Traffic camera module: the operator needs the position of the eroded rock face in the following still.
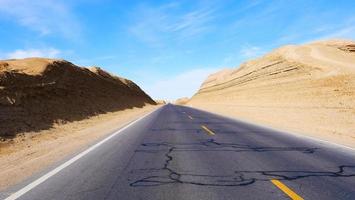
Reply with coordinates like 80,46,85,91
0,58,156,138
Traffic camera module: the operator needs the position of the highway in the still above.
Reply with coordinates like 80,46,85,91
3,104,355,200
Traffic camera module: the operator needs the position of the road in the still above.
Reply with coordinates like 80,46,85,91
3,104,355,200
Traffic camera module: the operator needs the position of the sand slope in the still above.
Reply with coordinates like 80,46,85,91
0,58,155,138
188,39,355,147
175,97,190,105
155,100,167,105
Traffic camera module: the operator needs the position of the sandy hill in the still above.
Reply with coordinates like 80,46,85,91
0,58,155,138
155,99,167,105
188,39,355,147
175,97,190,105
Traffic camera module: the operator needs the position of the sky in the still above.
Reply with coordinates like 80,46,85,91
0,0,355,100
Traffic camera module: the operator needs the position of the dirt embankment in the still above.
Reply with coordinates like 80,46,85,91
175,97,190,105
188,39,355,147
155,99,167,105
0,58,156,139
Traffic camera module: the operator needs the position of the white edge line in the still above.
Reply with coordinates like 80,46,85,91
182,105,355,152
4,106,161,200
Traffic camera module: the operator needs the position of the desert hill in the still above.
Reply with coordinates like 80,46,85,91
175,97,190,105
0,58,155,138
188,39,355,147
155,100,167,105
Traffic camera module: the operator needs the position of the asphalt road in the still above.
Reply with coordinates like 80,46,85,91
3,104,355,200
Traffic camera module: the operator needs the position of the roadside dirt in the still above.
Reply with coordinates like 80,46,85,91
0,105,159,191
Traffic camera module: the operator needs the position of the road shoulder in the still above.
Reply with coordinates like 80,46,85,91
0,105,160,191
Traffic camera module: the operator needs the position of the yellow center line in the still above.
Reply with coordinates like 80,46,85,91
201,125,215,136
188,115,193,120
271,179,304,200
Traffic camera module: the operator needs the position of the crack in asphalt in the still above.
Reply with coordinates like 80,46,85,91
127,139,353,187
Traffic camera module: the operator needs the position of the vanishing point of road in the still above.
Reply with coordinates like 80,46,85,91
3,104,355,200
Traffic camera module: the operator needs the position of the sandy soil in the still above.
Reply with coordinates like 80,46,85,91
188,39,355,148
175,97,190,105
0,58,155,138
155,99,167,105
0,105,159,191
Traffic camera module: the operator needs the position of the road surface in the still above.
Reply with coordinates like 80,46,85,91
3,104,355,200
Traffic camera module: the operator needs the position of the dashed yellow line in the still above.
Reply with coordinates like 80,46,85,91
271,179,304,200
188,115,193,120
201,125,215,136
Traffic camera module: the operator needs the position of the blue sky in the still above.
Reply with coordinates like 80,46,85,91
0,0,354,100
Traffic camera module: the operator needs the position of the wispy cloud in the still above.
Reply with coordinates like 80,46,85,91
128,2,217,47
1,48,61,59
319,25,355,40
239,45,265,59
272,6,355,45
241,0,263,11
230,1,280,30
221,45,266,69
0,0,81,39
277,18,355,45
170,7,216,39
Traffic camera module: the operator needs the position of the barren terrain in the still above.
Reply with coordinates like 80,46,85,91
188,39,355,148
0,58,158,190
0,58,155,138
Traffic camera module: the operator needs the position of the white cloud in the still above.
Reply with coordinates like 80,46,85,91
239,45,264,59
129,2,217,46
277,19,355,45
171,7,216,39
0,0,81,39
143,68,219,101
2,48,61,59
319,26,355,40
